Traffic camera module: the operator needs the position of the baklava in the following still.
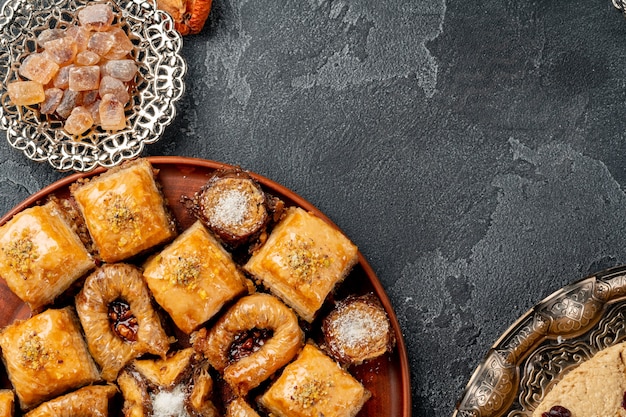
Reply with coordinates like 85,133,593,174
244,207,358,322
0,307,100,410
75,263,170,381
195,293,304,396
259,343,370,417
0,390,14,417
322,294,395,365
24,385,118,417
71,158,177,263
143,220,249,334
0,200,94,311
118,348,218,417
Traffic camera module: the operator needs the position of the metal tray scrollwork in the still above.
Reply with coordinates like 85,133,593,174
0,0,186,172
453,266,626,417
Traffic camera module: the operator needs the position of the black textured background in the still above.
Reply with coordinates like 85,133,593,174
3,0,626,415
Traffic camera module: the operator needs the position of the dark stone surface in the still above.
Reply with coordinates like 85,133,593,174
3,0,626,415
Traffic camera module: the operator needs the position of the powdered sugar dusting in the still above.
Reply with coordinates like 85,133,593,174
150,385,190,417
211,188,249,228
332,305,387,351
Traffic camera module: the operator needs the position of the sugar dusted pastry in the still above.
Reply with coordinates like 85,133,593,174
142,220,248,334
322,294,395,365
259,343,370,417
0,200,95,311
195,293,304,396
75,263,170,381
118,348,218,417
244,207,358,322
0,390,14,417
24,385,118,417
183,169,272,247
71,158,177,263
0,307,100,410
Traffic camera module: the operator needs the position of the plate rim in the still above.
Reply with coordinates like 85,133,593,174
0,155,413,417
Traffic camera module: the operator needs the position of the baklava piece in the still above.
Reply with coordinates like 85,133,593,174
195,293,304,396
244,207,358,322
258,343,370,417
322,294,395,365
143,221,249,334
0,307,100,410
24,385,118,417
71,158,177,263
183,169,273,248
226,398,261,417
118,348,218,417
75,263,170,381
0,390,14,417
0,200,95,311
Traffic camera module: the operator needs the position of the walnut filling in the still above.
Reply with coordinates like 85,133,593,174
228,328,273,363
108,299,138,342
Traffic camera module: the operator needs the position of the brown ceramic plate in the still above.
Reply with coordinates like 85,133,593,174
454,266,626,417
0,156,411,417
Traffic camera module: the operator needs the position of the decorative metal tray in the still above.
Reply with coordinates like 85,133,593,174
0,0,186,172
453,266,626,416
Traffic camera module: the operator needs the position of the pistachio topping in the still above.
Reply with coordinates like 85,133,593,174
291,378,332,409
20,332,51,370
3,229,39,277
283,236,332,283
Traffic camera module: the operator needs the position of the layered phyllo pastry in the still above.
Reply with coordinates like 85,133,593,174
24,385,118,417
0,390,14,417
71,159,177,263
258,343,370,417
226,398,261,417
143,221,249,334
244,207,358,322
75,263,170,381
0,200,95,311
194,293,304,396
0,307,100,410
117,348,218,417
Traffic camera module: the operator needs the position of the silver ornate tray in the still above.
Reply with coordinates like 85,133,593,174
0,0,186,172
454,265,626,417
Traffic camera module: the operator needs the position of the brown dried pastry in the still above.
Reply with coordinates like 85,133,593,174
157,0,213,35
0,199,95,312
75,263,170,381
322,294,395,365
142,220,249,334
0,307,100,410
118,348,218,417
258,343,370,417
194,293,304,396
183,169,274,248
24,385,118,417
71,158,177,263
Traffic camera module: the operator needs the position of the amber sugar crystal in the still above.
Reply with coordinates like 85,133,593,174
69,66,100,91
65,106,94,135
7,81,45,106
99,94,126,131
18,53,59,85
78,4,114,32
7,3,138,135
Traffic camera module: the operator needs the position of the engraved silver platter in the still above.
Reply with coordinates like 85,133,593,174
0,0,186,172
453,266,626,417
